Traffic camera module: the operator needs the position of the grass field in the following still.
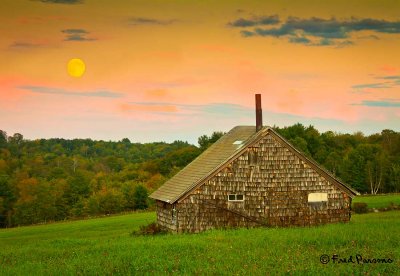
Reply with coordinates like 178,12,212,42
1,202,399,275
353,194,400,209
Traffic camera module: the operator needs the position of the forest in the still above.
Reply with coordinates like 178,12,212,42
0,124,399,227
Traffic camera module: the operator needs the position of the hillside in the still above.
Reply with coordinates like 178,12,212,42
0,209,399,275
1,125,400,228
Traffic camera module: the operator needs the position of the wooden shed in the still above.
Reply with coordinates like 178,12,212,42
149,95,358,233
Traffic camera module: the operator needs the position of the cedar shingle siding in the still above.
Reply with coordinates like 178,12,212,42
150,126,357,233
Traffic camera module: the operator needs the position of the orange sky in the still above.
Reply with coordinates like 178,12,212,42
1,0,399,143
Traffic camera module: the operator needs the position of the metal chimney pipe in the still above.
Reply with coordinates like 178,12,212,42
255,94,263,132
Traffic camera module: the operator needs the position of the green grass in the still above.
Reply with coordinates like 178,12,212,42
353,193,400,209
1,210,399,275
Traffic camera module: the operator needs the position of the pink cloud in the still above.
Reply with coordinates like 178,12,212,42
145,89,169,99
198,44,238,54
16,15,68,25
119,103,178,113
380,65,398,74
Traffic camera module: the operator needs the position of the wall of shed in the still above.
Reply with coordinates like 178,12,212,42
155,201,176,232
158,133,352,233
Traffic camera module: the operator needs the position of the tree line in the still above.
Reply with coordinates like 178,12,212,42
0,125,399,227
0,131,202,227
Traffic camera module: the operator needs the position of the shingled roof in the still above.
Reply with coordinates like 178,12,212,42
149,126,358,204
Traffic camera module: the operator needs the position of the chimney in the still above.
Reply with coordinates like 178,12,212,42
255,94,263,132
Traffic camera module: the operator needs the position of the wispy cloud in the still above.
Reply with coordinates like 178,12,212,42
352,83,391,89
61,29,95,41
358,34,380,40
380,65,398,74
9,42,42,49
288,36,311,45
233,16,400,47
351,75,400,92
18,86,123,98
122,102,252,116
33,0,83,4
128,17,177,26
352,99,400,107
17,15,67,25
377,75,400,80
120,103,178,113
142,77,204,89
228,15,280,27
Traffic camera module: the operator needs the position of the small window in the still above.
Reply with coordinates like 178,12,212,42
228,194,244,201
308,193,328,202
233,140,243,145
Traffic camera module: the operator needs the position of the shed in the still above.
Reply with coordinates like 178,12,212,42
149,95,358,233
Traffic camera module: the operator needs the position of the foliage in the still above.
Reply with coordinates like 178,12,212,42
353,194,400,209
198,131,225,151
352,202,368,214
1,124,399,227
133,184,149,210
0,131,202,227
0,209,399,275
131,222,168,236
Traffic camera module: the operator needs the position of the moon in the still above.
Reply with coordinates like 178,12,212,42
67,58,86,78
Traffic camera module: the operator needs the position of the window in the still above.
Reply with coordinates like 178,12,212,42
308,193,328,202
228,194,244,201
308,193,328,211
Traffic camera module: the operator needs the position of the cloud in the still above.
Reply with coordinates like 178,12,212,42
233,16,400,47
62,29,87,34
18,86,123,98
358,34,380,40
128,17,177,26
351,75,400,92
199,103,251,116
352,83,391,89
145,89,169,98
33,0,83,4
240,30,255,37
380,65,398,74
61,29,95,41
17,15,67,25
9,42,42,49
353,99,400,107
335,40,354,47
123,102,252,117
228,15,280,27
120,103,178,113
377,75,400,80
352,18,400,33
142,77,204,89
288,36,311,44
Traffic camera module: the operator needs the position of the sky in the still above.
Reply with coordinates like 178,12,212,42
1,0,399,145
